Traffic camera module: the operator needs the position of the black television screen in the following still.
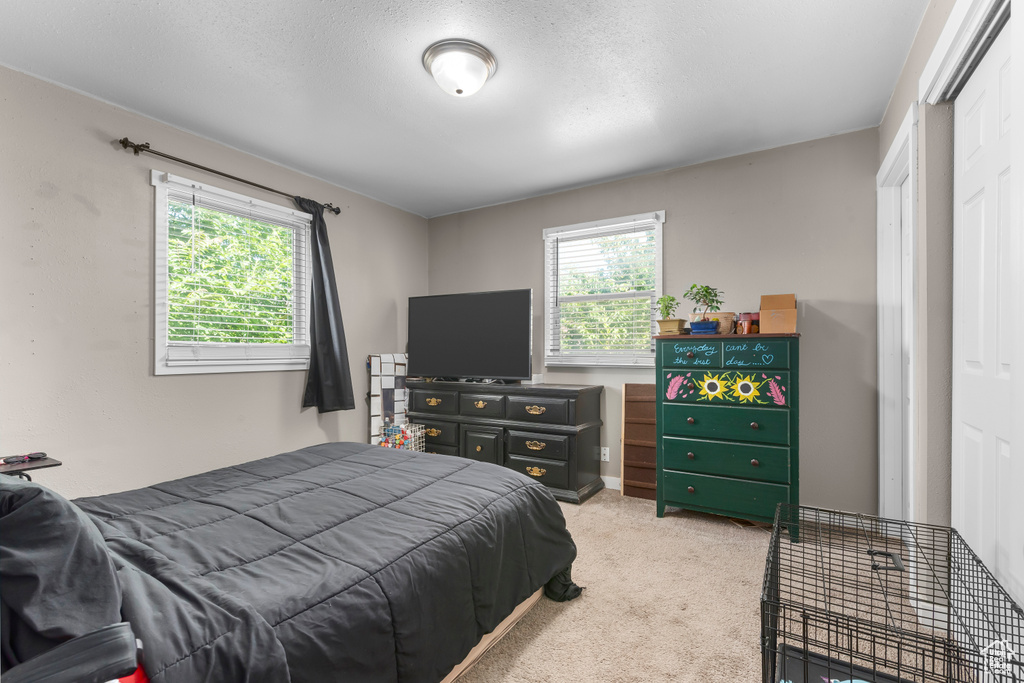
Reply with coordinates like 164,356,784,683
407,289,533,380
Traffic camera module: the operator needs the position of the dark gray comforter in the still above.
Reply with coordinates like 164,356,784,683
1,442,578,682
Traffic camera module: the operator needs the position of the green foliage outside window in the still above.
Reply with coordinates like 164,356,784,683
167,201,295,344
557,232,655,353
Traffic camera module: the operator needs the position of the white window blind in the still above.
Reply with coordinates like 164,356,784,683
152,171,312,375
543,211,663,367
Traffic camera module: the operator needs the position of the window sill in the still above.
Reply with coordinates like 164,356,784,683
155,359,309,376
544,358,655,369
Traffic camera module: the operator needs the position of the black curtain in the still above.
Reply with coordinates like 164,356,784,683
294,197,354,412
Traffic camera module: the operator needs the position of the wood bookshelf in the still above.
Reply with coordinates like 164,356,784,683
620,383,656,500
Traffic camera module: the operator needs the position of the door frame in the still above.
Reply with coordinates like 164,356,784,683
876,103,918,521
919,0,1009,105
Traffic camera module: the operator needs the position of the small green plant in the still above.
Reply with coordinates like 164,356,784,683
684,284,724,321
656,295,679,320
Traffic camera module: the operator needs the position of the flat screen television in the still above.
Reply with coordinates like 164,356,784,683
407,289,532,381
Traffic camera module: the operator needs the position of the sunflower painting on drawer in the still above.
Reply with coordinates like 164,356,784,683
729,372,789,406
697,373,728,400
730,374,763,403
664,370,789,406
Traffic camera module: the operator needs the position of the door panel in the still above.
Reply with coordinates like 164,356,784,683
960,190,986,368
952,25,1013,579
996,170,1012,376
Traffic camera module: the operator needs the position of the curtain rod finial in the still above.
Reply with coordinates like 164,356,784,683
118,137,150,156
324,203,341,215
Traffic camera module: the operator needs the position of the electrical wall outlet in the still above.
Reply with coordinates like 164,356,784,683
600,447,610,462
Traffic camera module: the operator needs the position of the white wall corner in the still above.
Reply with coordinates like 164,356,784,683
601,476,621,491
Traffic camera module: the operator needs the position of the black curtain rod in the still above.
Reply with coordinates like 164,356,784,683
117,137,342,215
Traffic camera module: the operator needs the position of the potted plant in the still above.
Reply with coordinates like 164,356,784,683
684,284,724,335
655,295,685,335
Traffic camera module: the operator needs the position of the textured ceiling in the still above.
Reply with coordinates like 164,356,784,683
0,1,928,218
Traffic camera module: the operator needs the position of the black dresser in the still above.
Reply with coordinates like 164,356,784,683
406,380,604,503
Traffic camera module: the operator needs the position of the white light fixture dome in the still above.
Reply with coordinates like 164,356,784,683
422,39,496,97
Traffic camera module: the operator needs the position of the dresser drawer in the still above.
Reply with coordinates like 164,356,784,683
507,396,569,424
659,340,722,368
460,393,505,418
663,437,790,484
414,418,458,446
663,371,792,407
507,430,569,461
424,444,459,457
662,403,790,446
507,455,569,489
410,389,459,415
461,425,503,465
721,339,790,370
663,471,789,521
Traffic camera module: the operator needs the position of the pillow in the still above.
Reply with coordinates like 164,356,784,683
0,477,122,671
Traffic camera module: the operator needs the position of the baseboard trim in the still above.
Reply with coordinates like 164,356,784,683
601,476,621,491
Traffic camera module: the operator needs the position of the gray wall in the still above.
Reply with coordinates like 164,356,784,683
0,67,429,499
878,0,956,156
877,0,956,526
429,128,881,514
914,103,953,526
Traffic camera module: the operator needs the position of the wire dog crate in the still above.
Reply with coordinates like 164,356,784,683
762,504,1024,682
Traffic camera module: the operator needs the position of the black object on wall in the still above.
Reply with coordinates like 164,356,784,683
295,197,354,412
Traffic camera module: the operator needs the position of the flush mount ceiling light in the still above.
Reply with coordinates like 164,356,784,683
422,39,496,97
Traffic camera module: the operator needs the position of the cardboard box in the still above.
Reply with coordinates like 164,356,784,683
759,293,797,333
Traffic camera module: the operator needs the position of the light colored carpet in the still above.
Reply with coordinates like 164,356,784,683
459,489,772,682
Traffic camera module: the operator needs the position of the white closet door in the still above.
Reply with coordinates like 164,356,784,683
952,24,1013,575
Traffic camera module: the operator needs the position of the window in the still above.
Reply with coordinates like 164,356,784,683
152,171,311,375
543,211,663,367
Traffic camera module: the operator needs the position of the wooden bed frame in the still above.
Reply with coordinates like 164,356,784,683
442,588,543,681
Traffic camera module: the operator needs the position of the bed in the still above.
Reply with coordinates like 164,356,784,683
0,441,580,682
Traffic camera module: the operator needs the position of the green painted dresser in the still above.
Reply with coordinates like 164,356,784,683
655,334,799,522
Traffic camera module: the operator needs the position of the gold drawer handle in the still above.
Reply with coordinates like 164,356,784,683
525,466,546,477
425,428,442,437
426,397,442,406
525,440,546,451
475,445,482,452
525,405,546,415
474,400,487,409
